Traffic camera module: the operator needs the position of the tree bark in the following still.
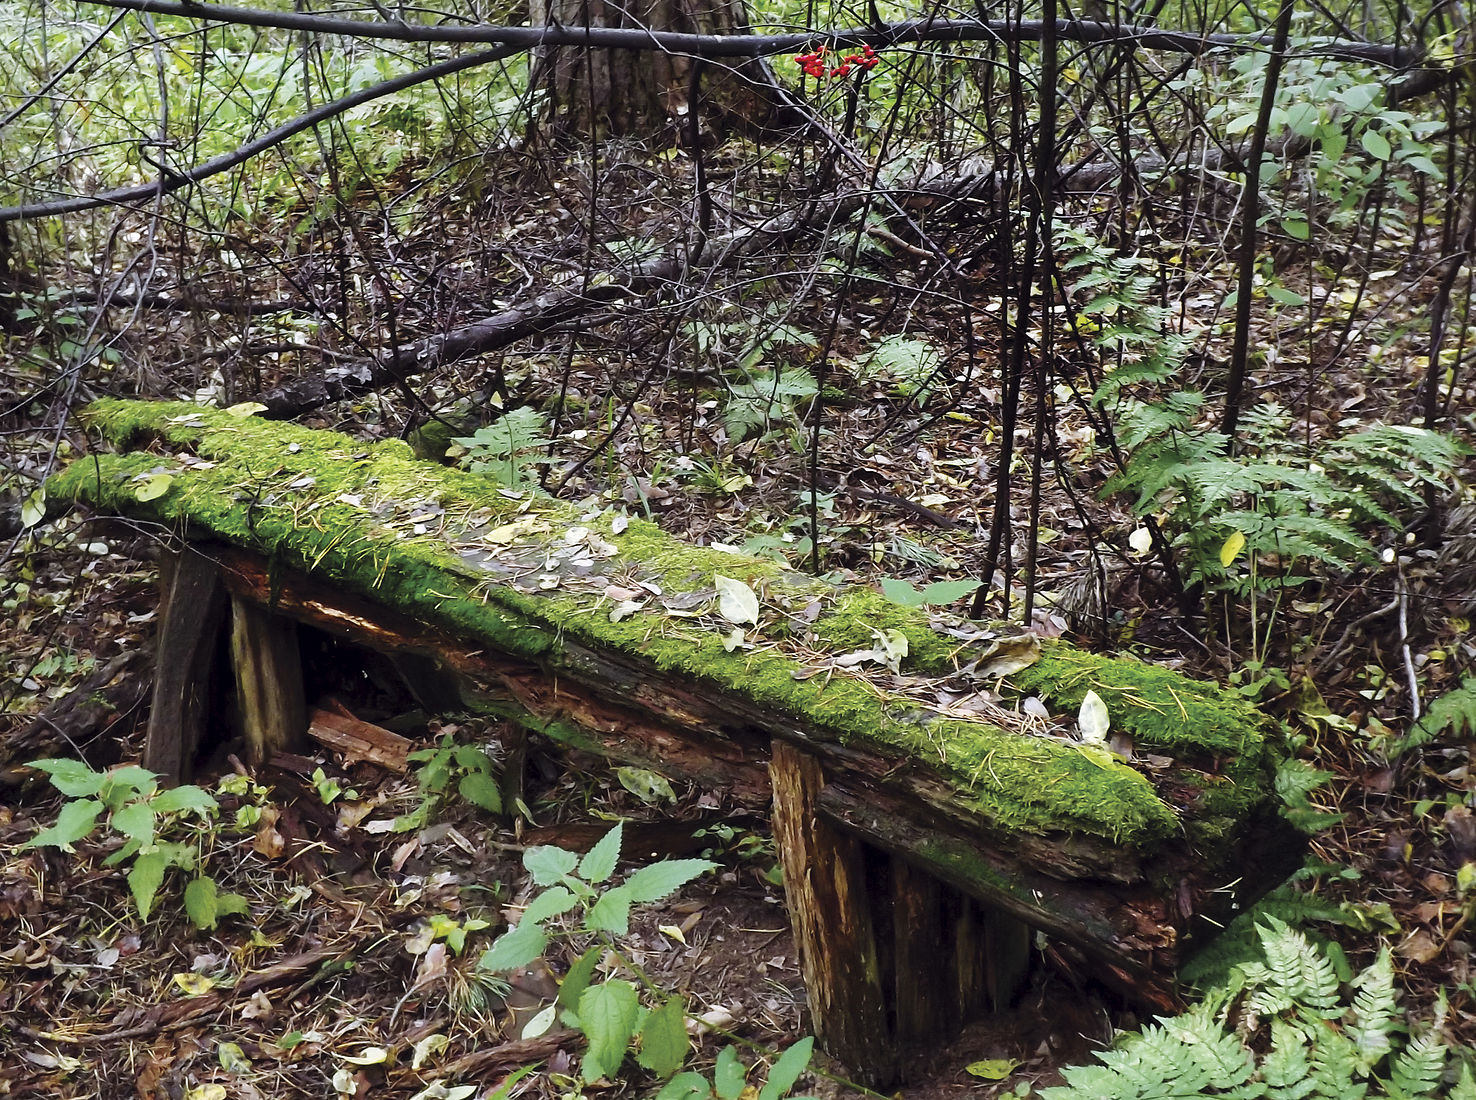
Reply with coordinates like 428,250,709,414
530,0,781,137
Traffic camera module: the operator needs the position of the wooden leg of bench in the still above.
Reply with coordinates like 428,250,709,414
144,546,228,784
229,596,306,766
770,740,896,1087
891,856,951,1044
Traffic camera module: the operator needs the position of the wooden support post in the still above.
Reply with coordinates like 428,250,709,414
770,740,896,1087
144,546,228,784
890,856,952,1044
229,596,306,766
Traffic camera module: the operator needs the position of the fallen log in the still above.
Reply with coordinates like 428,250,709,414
49,398,1301,1084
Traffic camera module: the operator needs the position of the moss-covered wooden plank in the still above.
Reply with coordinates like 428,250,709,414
48,399,1300,1013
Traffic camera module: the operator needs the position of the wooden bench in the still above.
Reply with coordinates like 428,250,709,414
50,399,1301,1085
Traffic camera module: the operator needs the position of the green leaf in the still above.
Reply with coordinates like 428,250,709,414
216,892,250,918
579,822,623,884
185,876,222,929
129,850,170,920
110,800,156,845
622,859,718,904
654,1071,711,1100
559,946,603,1011
477,920,547,972
524,843,579,886
579,979,641,1082
522,885,579,925
638,995,690,1078
457,770,502,813
134,473,174,502
586,884,635,935
918,579,981,605
1281,217,1311,241
879,578,927,607
151,785,219,818
760,1038,815,1100
1361,127,1391,160
714,1046,747,1100
99,767,159,808
23,798,103,850
28,758,107,798
1266,284,1306,306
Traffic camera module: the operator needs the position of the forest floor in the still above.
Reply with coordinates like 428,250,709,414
3,142,1476,1097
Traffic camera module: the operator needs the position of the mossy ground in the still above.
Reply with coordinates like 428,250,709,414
51,399,1282,851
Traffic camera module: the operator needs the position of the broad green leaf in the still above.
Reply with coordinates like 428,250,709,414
1220,529,1247,568
524,843,579,886
586,884,634,935
217,892,250,918
98,766,158,807
579,822,623,883
23,797,103,850
129,849,170,920
1361,127,1391,160
152,784,219,817
522,885,579,925
622,859,718,903
616,767,676,804
185,876,221,929
918,579,981,605
485,1064,539,1100
1266,284,1306,306
28,758,107,797
1282,217,1311,241
714,575,760,626
714,1046,747,1100
654,1071,711,1100
135,473,175,502
879,577,927,607
110,801,156,845
759,1037,815,1100
20,488,45,530
1078,691,1109,746
579,979,641,1082
477,920,547,972
638,995,690,1078
559,946,603,1011
453,745,494,772
457,771,502,813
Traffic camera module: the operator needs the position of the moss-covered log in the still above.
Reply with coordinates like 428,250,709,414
49,399,1301,1031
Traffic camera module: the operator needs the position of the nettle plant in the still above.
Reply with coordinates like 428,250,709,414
477,822,816,1099
22,759,248,930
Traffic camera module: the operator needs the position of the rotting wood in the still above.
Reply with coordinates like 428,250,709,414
307,703,412,772
229,594,306,765
770,739,895,1087
144,545,228,783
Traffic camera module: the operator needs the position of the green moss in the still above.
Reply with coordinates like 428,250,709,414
51,399,1281,853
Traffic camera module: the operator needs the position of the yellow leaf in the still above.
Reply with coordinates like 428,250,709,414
659,924,688,945
172,972,215,996
224,401,267,417
1219,530,1247,568
965,1058,1020,1080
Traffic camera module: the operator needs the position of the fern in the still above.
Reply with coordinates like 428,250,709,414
1394,678,1476,757
722,367,818,442
1043,920,1458,1100
453,406,551,488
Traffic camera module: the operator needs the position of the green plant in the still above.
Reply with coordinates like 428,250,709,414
396,732,503,831
22,759,248,928
1044,918,1474,1099
879,576,981,608
477,822,814,1093
859,334,945,400
722,367,819,443
452,407,552,488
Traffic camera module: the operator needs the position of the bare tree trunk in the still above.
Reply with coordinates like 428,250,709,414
530,0,781,137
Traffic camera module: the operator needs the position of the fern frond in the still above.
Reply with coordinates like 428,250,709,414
1397,679,1476,757
1246,918,1342,1017
1346,948,1398,1071
1261,1018,1316,1100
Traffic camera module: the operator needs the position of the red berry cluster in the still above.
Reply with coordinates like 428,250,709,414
794,44,880,79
